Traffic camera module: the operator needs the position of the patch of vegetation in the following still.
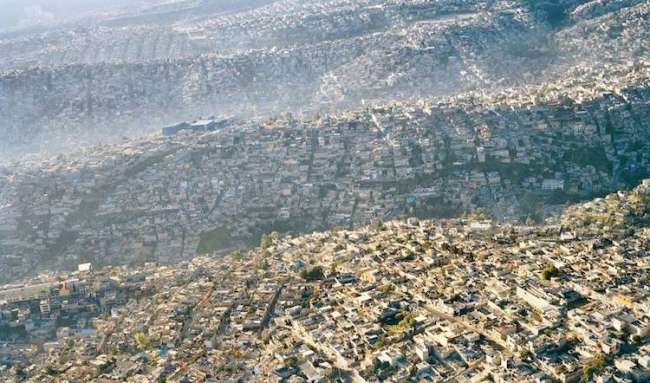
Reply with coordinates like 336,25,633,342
300,266,325,281
562,145,612,175
197,226,232,254
383,309,416,335
361,358,397,381
540,261,560,281
522,0,573,27
231,250,243,261
519,347,533,360
329,261,339,275
250,215,317,246
466,207,491,220
476,158,540,184
415,196,462,219
379,283,396,295
134,332,150,349
0,324,27,341
49,230,80,257
581,354,606,383
285,355,299,368
260,232,278,249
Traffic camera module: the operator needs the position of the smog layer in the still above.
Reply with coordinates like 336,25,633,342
2,0,648,159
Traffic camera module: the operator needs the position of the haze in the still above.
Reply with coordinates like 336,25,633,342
0,0,172,31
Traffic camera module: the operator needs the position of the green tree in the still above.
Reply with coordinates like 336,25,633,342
519,348,533,360
231,250,243,261
260,233,272,249
469,207,491,220
134,332,149,349
285,356,299,368
581,354,606,382
329,261,339,275
379,283,395,294
540,261,559,281
14,366,25,378
65,338,75,349
301,266,325,281
257,259,269,270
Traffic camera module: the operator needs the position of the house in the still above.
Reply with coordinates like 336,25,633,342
162,118,232,136
542,179,564,191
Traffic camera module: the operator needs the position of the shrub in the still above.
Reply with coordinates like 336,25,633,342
581,354,606,382
134,332,149,349
301,266,325,281
540,261,559,281
260,233,272,249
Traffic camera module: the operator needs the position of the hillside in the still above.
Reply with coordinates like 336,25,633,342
0,181,648,381
2,1,650,381
0,58,649,282
1,0,650,158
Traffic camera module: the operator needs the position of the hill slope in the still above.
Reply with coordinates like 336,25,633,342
1,59,649,283
2,0,650,158
0,181,648,381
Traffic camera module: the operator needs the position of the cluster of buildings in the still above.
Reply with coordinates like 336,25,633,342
0,263,148,367
2,0,644,160
162,118,233,136
1,59,649,283
0,24,203,71
189,0,501,52
0,0,528,71
0,180,648,382
562,0,650,65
